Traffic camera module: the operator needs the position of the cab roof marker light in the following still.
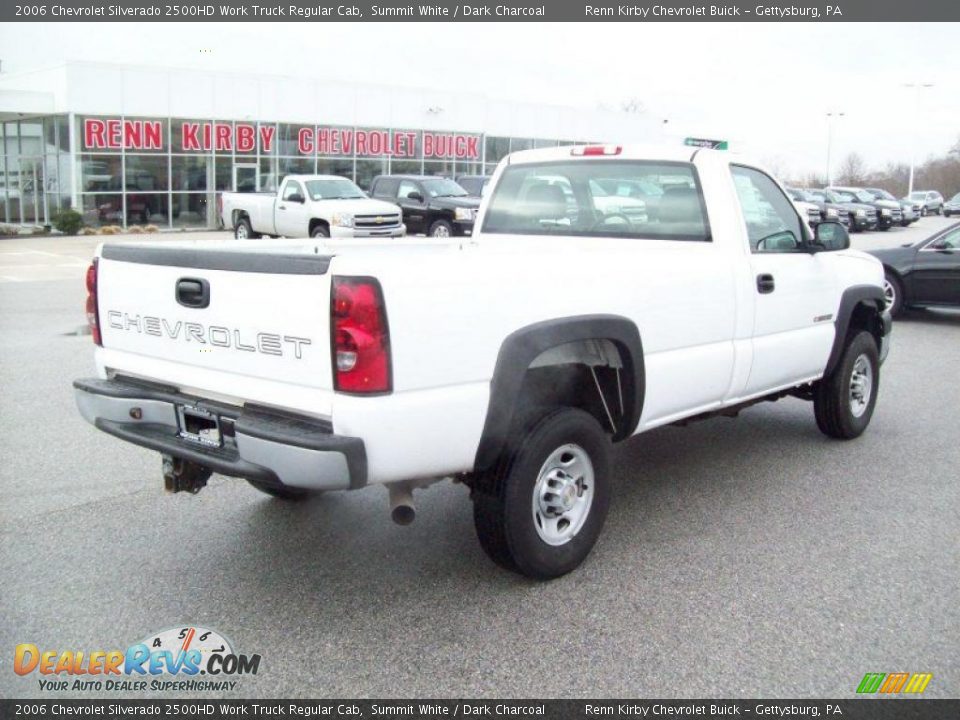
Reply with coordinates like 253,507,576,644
572,145,622,157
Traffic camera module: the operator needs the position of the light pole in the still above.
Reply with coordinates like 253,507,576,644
904,82,934,196
825,111,844,186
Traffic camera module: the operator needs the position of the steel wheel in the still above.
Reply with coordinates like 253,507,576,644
235,223,248,239
431,223,451,238
531,443,595,546
849,354,873,418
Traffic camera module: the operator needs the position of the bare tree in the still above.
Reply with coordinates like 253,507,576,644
836,152,869,186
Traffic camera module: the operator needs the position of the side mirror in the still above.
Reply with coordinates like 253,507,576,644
287,193,305,204
406,191,424,202
813,220,850,251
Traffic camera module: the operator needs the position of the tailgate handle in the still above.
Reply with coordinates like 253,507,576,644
176,278,210,308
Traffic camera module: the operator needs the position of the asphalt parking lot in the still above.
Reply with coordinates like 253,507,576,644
1,217,957,699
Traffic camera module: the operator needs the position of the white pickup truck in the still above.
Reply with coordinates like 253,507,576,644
220,174,405,240
75,145,891,579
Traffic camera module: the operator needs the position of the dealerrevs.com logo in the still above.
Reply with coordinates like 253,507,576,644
14,626,261,692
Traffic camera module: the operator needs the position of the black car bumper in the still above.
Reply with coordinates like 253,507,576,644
73,376,367,490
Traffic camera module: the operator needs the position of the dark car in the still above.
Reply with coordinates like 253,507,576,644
370,175,481,237
865,188,918,227
868,222,960,316
788,187,849,228
828,186,903,230
943,193,960,217
809,189,877,232
455,175,491,198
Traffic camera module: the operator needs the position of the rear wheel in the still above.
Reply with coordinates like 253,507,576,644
814,330,879,440
246,479,311,500
235,218,260,239
472,408,611,579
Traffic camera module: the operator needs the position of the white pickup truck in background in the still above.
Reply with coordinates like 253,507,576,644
220,174,405,239
75,144,891,580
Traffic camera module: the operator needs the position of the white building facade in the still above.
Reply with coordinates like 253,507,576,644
0,62,656,229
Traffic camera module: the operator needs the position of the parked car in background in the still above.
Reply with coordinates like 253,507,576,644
370,175,481,237
942,193,960,217
456,175,491,197
222,174,405,239
828,186,902,231
792,187,850,228
904,190,944,216
864,188,918,227
785,187,826,229
809,189,877,232
868,222,960,315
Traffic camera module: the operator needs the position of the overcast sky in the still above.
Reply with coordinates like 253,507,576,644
1,22,956,178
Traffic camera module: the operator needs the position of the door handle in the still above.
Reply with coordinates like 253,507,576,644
278,205,286,210
176,278,210,309
757,274,775,294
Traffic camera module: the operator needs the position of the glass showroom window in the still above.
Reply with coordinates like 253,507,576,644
316,158,354,182
125,155,170,225
279,156,316,183
485,136,510,168
356,159,387,191
172,192,209,228
79,154,122,227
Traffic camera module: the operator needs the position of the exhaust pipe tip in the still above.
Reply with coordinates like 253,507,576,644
388,483,416,525
391,504,416,526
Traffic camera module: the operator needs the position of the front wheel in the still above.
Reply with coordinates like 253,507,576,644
428,219,453,238
814,330,880,440
472,408,611,580
311,224,330,239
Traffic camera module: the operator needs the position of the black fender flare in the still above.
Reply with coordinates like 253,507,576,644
824,284,887,376
473,314,645,473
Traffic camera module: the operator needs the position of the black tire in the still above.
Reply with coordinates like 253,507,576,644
814,330,880,440
246,479,311,500
472,408,611,580
311,224,330,238
883,271,904,317
879,224,890,231
428,219,454,238
234,217,260,239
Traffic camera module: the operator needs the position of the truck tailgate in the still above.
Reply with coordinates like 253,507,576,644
96,243,334,411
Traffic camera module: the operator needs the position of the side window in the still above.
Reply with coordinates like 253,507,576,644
931,228,960,250
372,178,396,198
398,180,420,200
282,180,303,201
731,166,805,253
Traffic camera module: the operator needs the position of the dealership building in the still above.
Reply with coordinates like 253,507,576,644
0,61,656,229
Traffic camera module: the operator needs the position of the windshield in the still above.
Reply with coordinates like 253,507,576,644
421,178,468,198
788,188,814,202
909,192,926,200
304,178,366,200
867,189,896,201
830,191,855,203
482,160,709,241
850,190,875,203
951,194,960,203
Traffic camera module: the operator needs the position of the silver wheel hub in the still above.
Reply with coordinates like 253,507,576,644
433,225,451,238
883,279,896,309
532,444,594,546
849,354,873,418
236,225,247,239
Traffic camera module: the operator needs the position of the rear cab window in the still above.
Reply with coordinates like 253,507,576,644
481,160,711,242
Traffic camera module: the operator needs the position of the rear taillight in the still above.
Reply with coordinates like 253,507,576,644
85,259,102,346
331,277,391,394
